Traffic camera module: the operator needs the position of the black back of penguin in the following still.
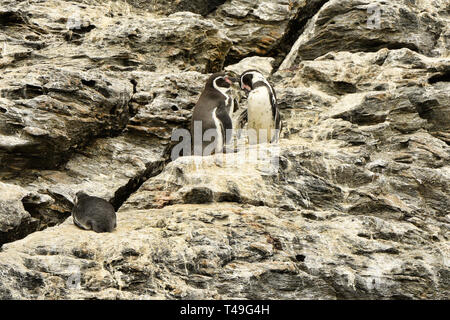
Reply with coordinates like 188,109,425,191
190,73,235,155
72,191,116,233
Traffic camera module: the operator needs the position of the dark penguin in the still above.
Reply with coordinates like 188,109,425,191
190,73,236,155
239,70,281,144
72,191,116,233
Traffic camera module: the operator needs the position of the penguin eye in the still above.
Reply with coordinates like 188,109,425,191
215,77,230,88
241,74,253,90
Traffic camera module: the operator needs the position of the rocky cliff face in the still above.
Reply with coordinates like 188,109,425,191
0,0,449,299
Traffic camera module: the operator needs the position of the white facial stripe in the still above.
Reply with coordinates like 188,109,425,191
213,77,229,95
213,77,231,107
241,71,256,90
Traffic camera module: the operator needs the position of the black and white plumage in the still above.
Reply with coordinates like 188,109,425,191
72,191,116,233
239,70,281,144
190,72,236,155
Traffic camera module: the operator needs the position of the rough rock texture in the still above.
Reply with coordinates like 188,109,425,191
127,0,228,16
280,0,449,68
0,183,40,245
210,0,330,65
0,0,449,299
128,71,209,139
225,56,275,78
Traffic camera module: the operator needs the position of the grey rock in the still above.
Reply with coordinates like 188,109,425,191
2,132,166,236
127,71,209,139
0,196,448,299
210,0,328,64
127,0,227,16
0,183,39,246
0,1,231,73
0,0,449,300
0,65,133,173
280,0,448,69
225,56,275,78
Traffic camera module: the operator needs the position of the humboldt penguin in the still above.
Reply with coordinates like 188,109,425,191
190,73,236,155
72,191,116,233
239,70,281,144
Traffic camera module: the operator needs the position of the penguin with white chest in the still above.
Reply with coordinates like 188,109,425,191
239,70,281,144
190,73,237,156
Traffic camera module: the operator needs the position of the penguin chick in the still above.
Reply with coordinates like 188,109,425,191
190,72,237,156
240,70,281,144
72,191,116,233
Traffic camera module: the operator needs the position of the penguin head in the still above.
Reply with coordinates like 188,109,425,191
240,70,265,92
207,73,237,95
74,191,88,204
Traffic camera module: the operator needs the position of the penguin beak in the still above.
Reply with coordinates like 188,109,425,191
242,84,251,92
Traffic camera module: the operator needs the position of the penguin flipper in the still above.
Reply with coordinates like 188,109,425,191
271,108,282,143
215,104,233,146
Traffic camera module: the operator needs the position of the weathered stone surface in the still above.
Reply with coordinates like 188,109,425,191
273,49,450,228
0,64,133,173
127,71,209,139
0,161,448,298
0,0,231,243
210,0,329,64
127,0,227,16
0,0,449,300
122,146,299,211
0,1,231,73
225,56,275,78
280,0,448,69
276,49,450,142
1,132,166,236
0,183,40,246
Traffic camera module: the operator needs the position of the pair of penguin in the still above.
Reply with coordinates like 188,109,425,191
191,70,281,155
71,70,280,234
